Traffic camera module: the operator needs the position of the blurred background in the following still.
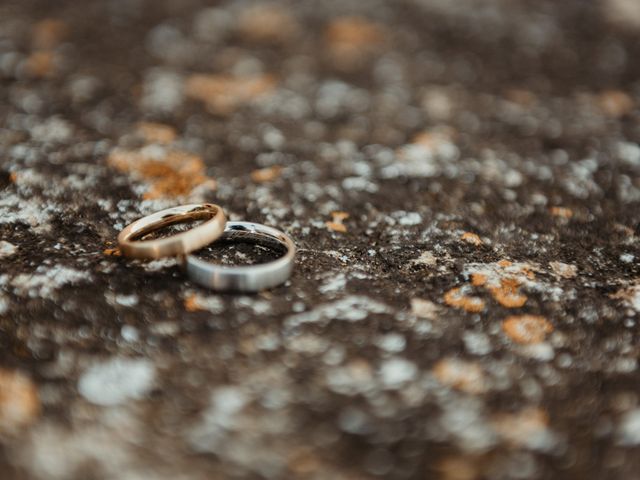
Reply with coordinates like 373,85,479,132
1,0,640,479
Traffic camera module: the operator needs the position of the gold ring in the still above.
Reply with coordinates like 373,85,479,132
118,204,226,259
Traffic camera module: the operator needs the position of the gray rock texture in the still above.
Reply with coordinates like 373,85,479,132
1,0,640,478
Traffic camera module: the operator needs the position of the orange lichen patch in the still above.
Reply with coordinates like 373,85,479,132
32,19,68,49
610,283,640,312
136,122,177,145
184,293,203,312
519,264,536,280
495,261,535,280
251,165,283,183
471,273,487,287
501,277,524,292
410,298,439,319
411,128,455,149
25,50,56,77
461,232,483,246
185,74,277,116
489,278,527,308
237,5,299,43
598,90,634,118
331,211,350,222
549,261,578,279
287,447,322,476
325,17,386,68
0,369,40,433
344,359,374,383
412,131,436,148
432,358,488,394
326,211,350,233
183,292,224,314
549,206,573,219
108,147,216,199
9,172,18,183
437,456,482,480
443,287,485,313
614,223,635,237
103,247,121,256
396,129,456,160
326,16,386,48
502,315,553,344
491,407,550,448
325,222,347,233
505,89,536,107
465,261,541,310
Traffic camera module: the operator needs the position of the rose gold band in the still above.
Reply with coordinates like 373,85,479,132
117,204,226,259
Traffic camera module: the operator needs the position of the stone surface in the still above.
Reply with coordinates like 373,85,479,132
1,0,640,478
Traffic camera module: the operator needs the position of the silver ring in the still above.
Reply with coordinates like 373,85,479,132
118,204,226,259
184,221,296,292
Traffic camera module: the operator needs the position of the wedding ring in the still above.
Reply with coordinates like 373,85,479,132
118,204,226,259
184,221,296,292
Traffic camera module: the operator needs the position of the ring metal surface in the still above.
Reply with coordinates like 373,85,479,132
184,221,296,292
118,204,226,259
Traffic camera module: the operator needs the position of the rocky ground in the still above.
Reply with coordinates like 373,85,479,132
1,0,640,478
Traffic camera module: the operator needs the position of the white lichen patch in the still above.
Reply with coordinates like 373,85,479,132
285,296,391,328
183,291,225,314
439,398,497,453
549,261,578,279
326,360,374,396
318,273,347,294
517,342,555,361
12,265,88,298
0,294,8,315
379,357,418,389
120,325,139,343
141,68,184,113
20,422,140,480
374,333,407,353
338,407,373,435
30,117,73,143
462,331,492,355
392,211,423,226
410,298,440,319
188,385,251,452
619,253,635,264
0,194,57,233
464,261,539,289
629,290,640,312
611,283,640,312
618,408,640,445
235,297,272,315
411,251,437,267
0,241,17,258
78,357,156,406
609,357,638,374
142,258,179,272
382,130,459,178
286,333,330,355
105,292,139,308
